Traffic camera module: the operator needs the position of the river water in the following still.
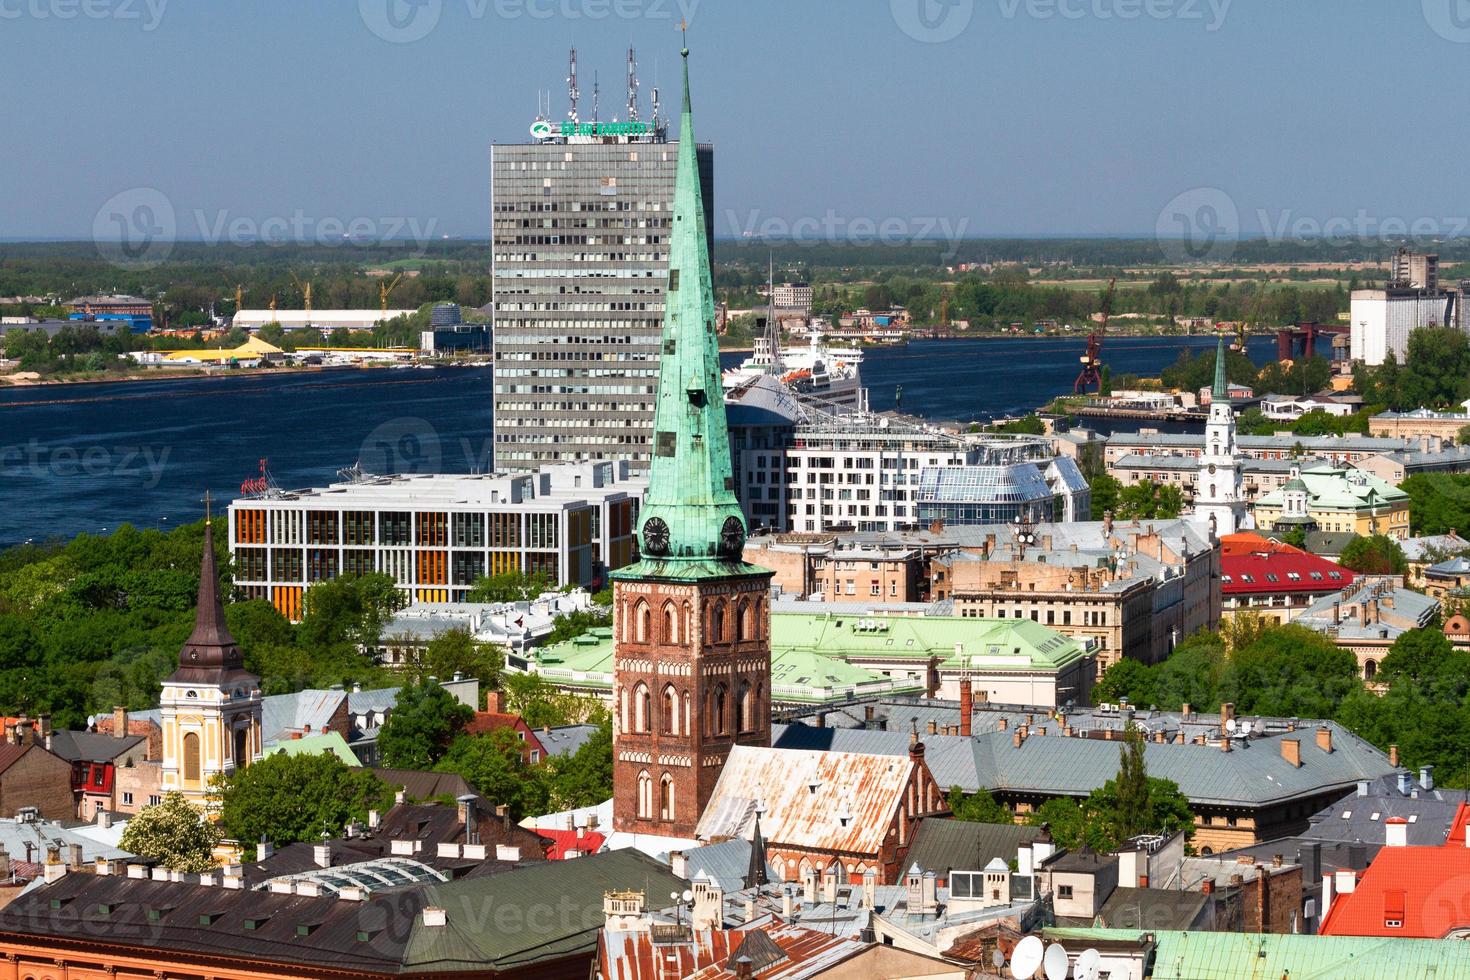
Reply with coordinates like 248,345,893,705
0,336,1272,545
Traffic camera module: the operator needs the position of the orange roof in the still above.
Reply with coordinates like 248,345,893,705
1220,531,1305,558
1321,803,1470,938
537,827,607,860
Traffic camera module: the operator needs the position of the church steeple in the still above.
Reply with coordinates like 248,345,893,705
1212,333,1228,400
175,519,245,675
624,47,747,572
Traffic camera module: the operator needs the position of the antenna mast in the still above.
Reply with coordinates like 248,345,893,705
592,70,600,123
626,46,640,121
566,47,580,123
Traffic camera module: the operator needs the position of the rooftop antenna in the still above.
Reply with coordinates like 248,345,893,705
626,45,640,122
566,47,580,123
591,69,601,124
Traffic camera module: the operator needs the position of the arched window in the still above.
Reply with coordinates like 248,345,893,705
633,682,651,733
636,601,651,643
714,684,729,735
663,602,679,645
753,597,765,640
234,726,250,769
182,732,201,783
1364,659,1378,680
737,680,753,733
682,602,693,645
682,691,692,737
661,685,677,735
703,689,713,736
617,685,627,735
660,774,675,821
637,770,653,819
735,599,748,642
1209,483,1217,499
710,601,726,643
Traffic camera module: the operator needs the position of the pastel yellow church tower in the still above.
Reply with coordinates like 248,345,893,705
159,516,262,805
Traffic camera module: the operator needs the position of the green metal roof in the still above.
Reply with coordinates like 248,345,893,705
770,612,1089,671
1046,927,1470,979
267,731,358,765
615,49,748,582
1256,463,1410,511
1212,333,1227,399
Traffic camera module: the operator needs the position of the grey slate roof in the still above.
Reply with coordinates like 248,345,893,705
904,818,1040,878
677,837,783,893
45,730,144,763
537,724,600,758
0,818,135,865
775,719,1399,809
1299,772,1470,847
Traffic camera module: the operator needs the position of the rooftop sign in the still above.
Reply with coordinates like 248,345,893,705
530,119,657,140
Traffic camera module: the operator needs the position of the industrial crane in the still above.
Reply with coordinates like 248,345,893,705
1074,277,1116,394
289,271,313,325
1231,285,1267,354
379,273,404,313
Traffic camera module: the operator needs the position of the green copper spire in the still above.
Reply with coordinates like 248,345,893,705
1212,333,1228,400
617,48,749,577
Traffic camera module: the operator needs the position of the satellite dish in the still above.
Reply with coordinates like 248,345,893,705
1225,718,1237,734
1010,936,1044,980
1043,943,1070,980
992,948,1007,969
1075,948,1102,980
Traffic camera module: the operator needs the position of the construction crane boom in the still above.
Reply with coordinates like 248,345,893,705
379,273,404,313
1074,277,1116,394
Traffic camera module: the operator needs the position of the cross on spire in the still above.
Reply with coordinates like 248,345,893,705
202,489,213,525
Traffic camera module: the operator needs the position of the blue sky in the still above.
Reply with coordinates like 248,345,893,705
3,0,1468,240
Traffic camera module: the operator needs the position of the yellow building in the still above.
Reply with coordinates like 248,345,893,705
1251,463,1411,539
159,520,262,807
161,335,283,364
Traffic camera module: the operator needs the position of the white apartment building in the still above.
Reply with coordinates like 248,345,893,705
227,462,644,620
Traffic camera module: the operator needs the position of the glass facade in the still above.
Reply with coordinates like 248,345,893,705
491,140,714,472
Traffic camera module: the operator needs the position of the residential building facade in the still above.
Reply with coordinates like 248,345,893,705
229,462,642,620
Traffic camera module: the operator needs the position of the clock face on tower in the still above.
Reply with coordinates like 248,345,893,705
719,516,745,558
642,517,670,556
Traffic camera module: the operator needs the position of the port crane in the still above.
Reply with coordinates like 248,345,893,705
379,273,404,313
289,271,313,325
1231,285,1266,354
1074,277,1116,394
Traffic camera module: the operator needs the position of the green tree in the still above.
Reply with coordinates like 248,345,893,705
543,608,612,646
1116,480,1185,520
1338,534,1407,576
1090,473,1122,521
544,718,613,810
1113,725,1151,841
119,791,220,872
1092,658,1155,707
465,571,553,604
212,752,394,846
376,680,473,769
947,785,1012,824
500,671,607,728
1399,326,1470,409
1402,474,1470,537
1378,628,1468,686
298,573,405,649
399,627,504,688
435,728,549,820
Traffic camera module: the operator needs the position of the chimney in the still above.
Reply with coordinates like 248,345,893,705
782,886,794,921
37,714,51,738
1321,873,1334,919
485,691,502,713
1335,868,1356,895
68,843,84,869
1153,729,1165,744
256,839,274,862
820,862,839,905
96,809,113,829
959,681,973,737
1103,510,1114,536
802,867,817,904
1221,734,1231,753
394,788,406,805
1013,729,1025,749
927,720,937,736
862,867,877,909
1220,702,1234,735
112,706,127,738
457,794,476,842
368,809,380,829
313,842,331,869
1181,703,1191,718
1202,878,1214,896
999,717,1008,731
1389,744,1399,767
1385,817,1409,847
864,705,875,723
1421,766,1435,791
1316,726,1333,754
815,712,825,729
1281,738,1301,768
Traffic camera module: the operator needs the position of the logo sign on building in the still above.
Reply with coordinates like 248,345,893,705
530,119,656,140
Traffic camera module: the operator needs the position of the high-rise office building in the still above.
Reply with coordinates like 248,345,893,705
491,48,713,472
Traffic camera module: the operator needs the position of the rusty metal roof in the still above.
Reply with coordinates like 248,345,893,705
695,746,914,856
599,922,864,980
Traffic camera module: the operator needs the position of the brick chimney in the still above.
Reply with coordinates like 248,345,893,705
112,706,128,739
959,681,973,737
1316,726,1333,753
485,691,502,713
1281,738,1301,768
1202,878,1214,896
1220,702,1234,736
1389,744,1399,767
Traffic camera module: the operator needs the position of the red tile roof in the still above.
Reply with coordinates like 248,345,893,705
537,828,607,860
1220,533,1355,596
1320,802,1470,938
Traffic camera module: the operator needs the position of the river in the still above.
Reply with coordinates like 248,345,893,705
0,336,1273,545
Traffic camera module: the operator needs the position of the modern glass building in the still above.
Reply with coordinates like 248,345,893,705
490,121,713,473
916,437,1090,525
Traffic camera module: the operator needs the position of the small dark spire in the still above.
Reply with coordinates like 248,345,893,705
177,518,244,671
745,809,769,890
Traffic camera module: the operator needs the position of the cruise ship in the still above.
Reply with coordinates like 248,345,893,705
723,331,865,411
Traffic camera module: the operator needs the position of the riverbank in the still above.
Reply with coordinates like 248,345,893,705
0,363,345,389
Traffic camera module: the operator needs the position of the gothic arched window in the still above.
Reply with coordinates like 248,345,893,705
633,683,651,733
660,774,675,821
661,685,677,735
637,770,653,819
182,732,201,783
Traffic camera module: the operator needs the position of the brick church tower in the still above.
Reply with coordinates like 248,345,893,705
610,47,774,839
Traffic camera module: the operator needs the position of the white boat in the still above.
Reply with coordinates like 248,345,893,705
722,332,864,411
